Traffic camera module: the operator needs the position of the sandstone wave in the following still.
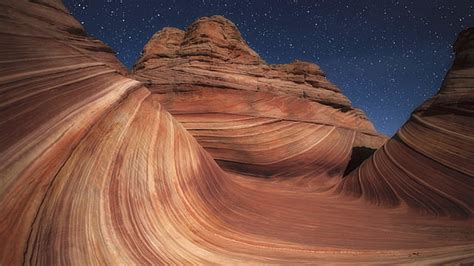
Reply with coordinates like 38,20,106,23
0,1,473,264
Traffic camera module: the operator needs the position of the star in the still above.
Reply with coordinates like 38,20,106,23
63,0,474,135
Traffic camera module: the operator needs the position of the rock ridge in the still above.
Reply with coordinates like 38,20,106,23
134,15,361,112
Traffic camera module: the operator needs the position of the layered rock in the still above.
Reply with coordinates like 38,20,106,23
134,16,360,109
0,0,140,263
1,1,474,264
337,28,474,219
134,15,386,181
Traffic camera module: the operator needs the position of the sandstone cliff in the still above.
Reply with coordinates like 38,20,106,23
133,15,386,181
0,1,473,264
337,28,474,218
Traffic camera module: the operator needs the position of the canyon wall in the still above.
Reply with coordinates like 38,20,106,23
0,1,472,264
337,28,474,219
133,16,386,183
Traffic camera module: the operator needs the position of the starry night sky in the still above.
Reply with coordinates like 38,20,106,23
64,0,473,136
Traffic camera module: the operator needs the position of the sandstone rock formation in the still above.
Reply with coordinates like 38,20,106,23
0,0,473,264
337,28,474,218
0,0,140,263
133,15,386,182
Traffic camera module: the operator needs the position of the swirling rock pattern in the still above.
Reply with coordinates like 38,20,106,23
133,15,387,180
0,0,140,264
337,28,474,219
0,1,473,264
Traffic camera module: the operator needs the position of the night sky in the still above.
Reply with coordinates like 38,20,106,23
64,0,473,136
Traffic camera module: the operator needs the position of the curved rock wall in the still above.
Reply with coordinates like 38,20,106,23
0,0,139,263
0,1,473,264
133,15,387,180
337,28,474,219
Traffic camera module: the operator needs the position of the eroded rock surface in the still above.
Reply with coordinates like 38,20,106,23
133,15,386,180
0,1,473,264
337,28,474,219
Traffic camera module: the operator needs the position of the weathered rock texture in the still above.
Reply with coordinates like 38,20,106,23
337,28,474,218
0,0,141,263
0,1,473,264
133,15,386,181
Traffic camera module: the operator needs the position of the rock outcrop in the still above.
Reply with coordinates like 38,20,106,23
0,0,140,263
337,28,474,218
134,16,361,110
133,15,386,181
0,1,473,264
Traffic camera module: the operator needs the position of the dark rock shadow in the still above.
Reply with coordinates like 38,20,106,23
343,146,376,177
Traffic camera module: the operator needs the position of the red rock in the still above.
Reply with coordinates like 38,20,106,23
134,16,357,108
133,15,386,180
0,1,473,264
337,28,474,219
